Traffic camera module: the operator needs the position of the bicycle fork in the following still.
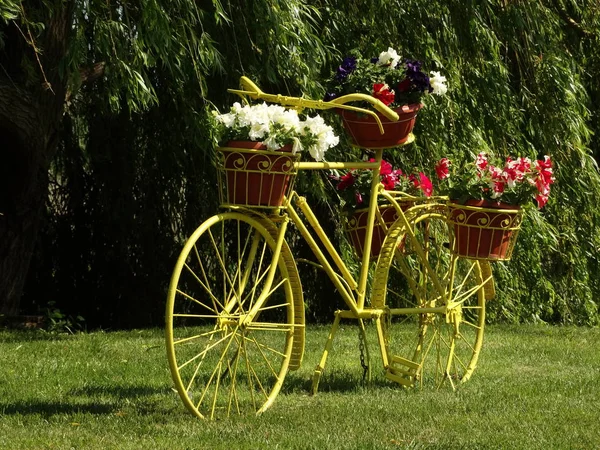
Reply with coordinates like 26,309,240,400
219,216,290,327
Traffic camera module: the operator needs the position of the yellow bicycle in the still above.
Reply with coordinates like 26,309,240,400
165,77,495,420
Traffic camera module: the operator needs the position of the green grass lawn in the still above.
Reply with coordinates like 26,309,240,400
0,324,598,449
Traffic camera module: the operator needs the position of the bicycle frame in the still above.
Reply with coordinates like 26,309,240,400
224,76,452,320
165,79,495,419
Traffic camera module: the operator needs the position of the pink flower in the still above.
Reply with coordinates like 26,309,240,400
435,158,451,180
393,168,404,178
504,157,532,186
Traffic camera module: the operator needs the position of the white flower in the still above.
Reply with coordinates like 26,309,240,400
214,111,236,128
430,71,448,95
269,107,301,132
248,121,270,140
300,115,339,161
216,103,338,161
262,134,283,150
377,47,401,69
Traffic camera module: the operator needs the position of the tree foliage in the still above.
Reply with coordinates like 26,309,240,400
2,0,599,327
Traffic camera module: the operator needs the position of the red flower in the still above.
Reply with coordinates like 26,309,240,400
396,78,411,93
355,191,364,205
337,172,356,191
476,152,488,171
372,83,395,106
493,181,505,193
535,156,554,186
435,158,451,180
379,159,393,175
488,165,503,180
408,172,434,197
419,173,433,197
409,173,418,188
535,193,549,208
381,174,396,190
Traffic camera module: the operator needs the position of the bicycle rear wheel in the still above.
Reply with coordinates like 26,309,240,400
166,212,300,419
372,205,486,388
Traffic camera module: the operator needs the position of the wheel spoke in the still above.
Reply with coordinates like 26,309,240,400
207,228,238,307
176,286,218,313
173,328,221,346
373,209,486,389
193,245,225,313
178,329,234,371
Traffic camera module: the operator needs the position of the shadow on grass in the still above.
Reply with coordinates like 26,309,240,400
68,384,170,398
0,330,71,343
0,384,175,418
0,400,115,417
283,369,393,395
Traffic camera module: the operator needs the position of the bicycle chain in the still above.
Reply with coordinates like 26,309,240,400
358,325,369,382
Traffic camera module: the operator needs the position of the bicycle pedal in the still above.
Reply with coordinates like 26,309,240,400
385,369,415,387
386,355,421,387
390,355,420,370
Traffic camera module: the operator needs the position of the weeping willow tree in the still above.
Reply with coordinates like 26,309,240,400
0,0,329,326
2,0,599,327
314,0,600,324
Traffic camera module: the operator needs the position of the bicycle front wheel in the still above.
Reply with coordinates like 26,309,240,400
372,206,486,388
166,212,298,419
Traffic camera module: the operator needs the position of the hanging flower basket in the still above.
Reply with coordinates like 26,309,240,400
216,141,300,208
339,103,422,149
346,203,413,258
447,200,523,261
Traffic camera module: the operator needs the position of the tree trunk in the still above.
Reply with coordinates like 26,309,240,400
0,84,52,316
0,180,47,316
0,6,72,315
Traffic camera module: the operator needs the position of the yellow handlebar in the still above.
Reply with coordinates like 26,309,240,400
227,76,399,134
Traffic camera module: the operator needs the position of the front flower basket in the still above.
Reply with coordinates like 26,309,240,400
216,141,300,208
447,200,523,261
346,203,413,258
339,103,422,149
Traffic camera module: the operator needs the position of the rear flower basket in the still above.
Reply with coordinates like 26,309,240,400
345,203,413,258
216,141,300,208
447,200,523,261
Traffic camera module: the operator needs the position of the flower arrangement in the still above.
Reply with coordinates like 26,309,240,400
331,159,433,214
436,153,554,208
213,102,339,161
324,47,448,108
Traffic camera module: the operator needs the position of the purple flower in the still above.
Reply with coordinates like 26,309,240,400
324,92,338,101
405,59,423,74
404,59,431,92
411,71,431,92
335,56,358,82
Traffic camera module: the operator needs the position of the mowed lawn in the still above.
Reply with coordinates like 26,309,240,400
0,324,598,449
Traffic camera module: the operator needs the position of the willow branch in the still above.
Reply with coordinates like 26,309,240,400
549,0,594,39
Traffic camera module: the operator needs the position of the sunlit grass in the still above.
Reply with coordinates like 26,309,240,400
0,324,598,449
